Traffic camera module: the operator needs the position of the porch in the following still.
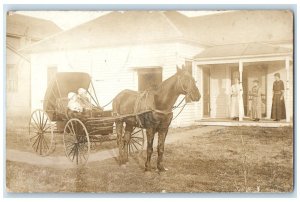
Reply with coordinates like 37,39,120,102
192,43,293,123
195,118,293,127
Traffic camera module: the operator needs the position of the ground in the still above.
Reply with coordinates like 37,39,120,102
6,125,293,193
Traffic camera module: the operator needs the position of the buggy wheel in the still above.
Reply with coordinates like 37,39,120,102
63,118,90,165
28,109,54,156
128,127,145,155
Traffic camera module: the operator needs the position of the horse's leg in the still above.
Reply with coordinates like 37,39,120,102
116,121,124,165
145,128,155,171
124,124,134,163
157,129,169,172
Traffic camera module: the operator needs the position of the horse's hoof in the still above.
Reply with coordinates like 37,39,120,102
145,167,152,172
157,166,169,172
144,170,152,176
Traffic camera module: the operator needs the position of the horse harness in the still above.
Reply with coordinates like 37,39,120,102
133,75,195,127
176,75,195,101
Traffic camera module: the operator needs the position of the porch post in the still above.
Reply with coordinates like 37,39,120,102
193,62,202,120
239,60,243,121
285,57,290,122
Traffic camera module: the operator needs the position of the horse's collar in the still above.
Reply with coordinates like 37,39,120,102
152,109,173,115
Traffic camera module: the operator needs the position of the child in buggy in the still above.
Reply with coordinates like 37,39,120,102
67,89,103,119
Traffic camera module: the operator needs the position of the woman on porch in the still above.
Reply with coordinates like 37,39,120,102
271,73,286,121
230,78,244,121
249,80,263,121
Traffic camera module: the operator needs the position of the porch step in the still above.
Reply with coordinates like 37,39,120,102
195,120,293,128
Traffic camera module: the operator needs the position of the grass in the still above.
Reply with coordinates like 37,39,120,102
6,127,118,156
6,126,293,193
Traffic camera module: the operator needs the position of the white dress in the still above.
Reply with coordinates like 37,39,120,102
68,99,83,112
230,83,244,118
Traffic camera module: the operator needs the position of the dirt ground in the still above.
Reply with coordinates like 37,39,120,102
6,126,293,193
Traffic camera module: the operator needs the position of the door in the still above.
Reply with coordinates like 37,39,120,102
202,67,210,117
137,68,162,91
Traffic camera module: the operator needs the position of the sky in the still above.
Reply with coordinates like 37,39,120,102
15,11,230,30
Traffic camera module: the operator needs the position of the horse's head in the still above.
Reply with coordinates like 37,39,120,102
176,65,201,102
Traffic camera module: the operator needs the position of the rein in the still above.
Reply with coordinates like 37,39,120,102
102,74,194,122
101,99,114,108
139,76,194,120
170,75,196,120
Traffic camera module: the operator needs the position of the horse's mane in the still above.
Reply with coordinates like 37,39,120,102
152,73,177,94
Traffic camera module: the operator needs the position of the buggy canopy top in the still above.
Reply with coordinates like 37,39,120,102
43,72,91,113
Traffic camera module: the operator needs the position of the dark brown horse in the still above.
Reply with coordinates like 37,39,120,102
112,66,201,171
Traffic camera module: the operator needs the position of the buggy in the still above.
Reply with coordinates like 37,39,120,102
28,72,145,165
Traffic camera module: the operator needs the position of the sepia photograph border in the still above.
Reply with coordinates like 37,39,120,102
2,2,297,199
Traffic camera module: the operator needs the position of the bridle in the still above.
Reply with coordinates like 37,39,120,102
176,75,195,100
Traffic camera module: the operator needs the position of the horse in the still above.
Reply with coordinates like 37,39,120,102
112,66,201,171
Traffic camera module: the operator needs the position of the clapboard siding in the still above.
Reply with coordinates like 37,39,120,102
6,48,31,119
169,43,203,127
30,42,204,127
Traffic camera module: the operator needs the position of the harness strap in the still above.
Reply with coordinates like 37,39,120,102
134,91,150,127
176,76,194,100
152,109,173,115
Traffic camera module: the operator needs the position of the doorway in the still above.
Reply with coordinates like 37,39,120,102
231,64,267,117
243,64,267,117
137,67,162,91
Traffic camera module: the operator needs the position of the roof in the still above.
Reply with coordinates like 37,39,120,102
43,72,91,113
22,11,187,53
194,43,293,60
6,13,62,40
22,10,293,53
188,10,293,46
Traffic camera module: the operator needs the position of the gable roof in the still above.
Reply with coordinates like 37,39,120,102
7,13,62,40
21,10,293,53
21,11,189,53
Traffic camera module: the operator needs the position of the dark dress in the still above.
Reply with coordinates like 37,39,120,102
271,80,286,120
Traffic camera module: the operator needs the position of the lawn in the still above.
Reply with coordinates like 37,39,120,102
6,126,293,193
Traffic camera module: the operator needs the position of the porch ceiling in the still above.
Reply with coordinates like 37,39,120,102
194,43,292,60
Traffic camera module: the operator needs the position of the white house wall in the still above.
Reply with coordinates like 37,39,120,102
6,48,31,120
30,42,204,127
171,43,204,127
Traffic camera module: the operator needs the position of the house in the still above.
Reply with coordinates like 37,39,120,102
20,10,293,127
191,10,293,124
6,13,62,126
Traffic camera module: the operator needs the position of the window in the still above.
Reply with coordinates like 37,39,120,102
7,64,18,92
47,66,57,85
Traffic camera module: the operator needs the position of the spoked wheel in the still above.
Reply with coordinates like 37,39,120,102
128,127,145,155
63,118,90,166
29,109,55,156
